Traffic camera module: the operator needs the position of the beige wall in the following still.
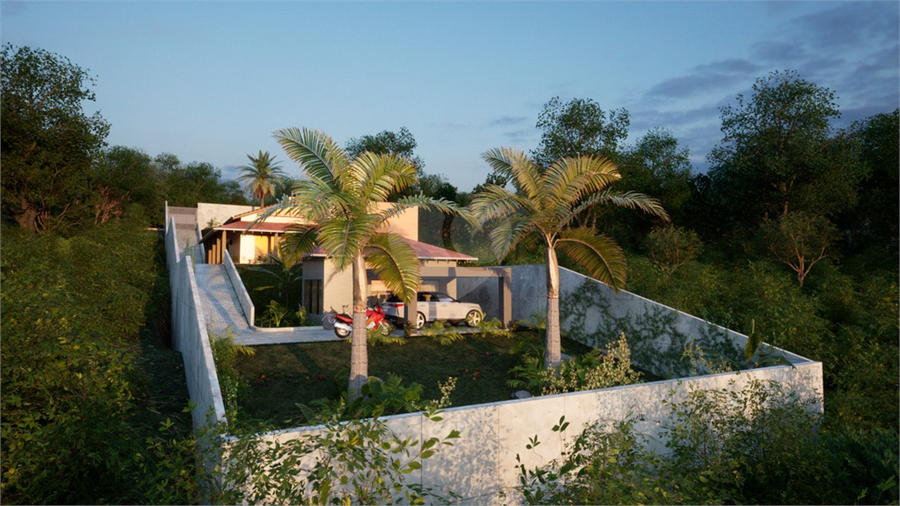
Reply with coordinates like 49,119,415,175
375,203,418,241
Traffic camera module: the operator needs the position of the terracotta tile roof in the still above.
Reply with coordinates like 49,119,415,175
305,237,476,262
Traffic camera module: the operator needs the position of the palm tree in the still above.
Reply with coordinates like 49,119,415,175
237,150,285,207
471,148,669,369
265,127,456,398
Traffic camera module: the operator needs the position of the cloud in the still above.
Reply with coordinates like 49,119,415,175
0,1,26,17
793,2,899,51
644,59,761,100
487,116,529,127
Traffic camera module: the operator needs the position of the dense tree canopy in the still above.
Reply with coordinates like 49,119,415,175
706,70,866,229
345,126,424,173
531,96,630,168
1,44,110,232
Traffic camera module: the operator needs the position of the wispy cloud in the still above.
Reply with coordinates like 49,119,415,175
488,115,529,127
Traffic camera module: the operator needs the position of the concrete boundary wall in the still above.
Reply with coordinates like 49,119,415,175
224,252,255,326
243,264,823,503
165,214,227,430
257,361,822,503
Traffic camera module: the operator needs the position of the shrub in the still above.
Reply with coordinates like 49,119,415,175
509,333,642,396
217,408,460,505
511,379,899,505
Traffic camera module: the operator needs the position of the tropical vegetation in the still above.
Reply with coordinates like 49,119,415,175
471,148,668,368
263,127,457,398
236,150,285,207
1,42,897,504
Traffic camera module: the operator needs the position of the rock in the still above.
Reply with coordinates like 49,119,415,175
511,390,532,399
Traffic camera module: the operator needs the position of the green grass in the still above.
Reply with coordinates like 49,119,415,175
233,331,594,430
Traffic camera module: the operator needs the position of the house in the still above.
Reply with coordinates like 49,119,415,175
198,203,480,319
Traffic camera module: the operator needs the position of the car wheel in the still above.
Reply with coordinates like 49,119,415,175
466,310,483,327
416,312,426,329
378,321,393,337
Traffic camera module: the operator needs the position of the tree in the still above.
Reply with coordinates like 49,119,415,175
268,127,456,398
92,146,163,225
644,225,703,280
1,44,110,232
236,150,285,207
531,96,630,168
761,211,837,287
345,126,424,173
161,158,247,207
471,148,668,368
611,128,694,247
620,128,693,217
838,109,899,257
707,70,865,229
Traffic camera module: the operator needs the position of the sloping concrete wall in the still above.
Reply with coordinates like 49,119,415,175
166,214,227,430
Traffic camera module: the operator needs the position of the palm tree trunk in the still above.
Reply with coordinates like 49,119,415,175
545,247,562,369
348,254,369,399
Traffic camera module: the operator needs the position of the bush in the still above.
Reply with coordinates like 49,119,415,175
508,333,642,396
511,379,899,505
0,219,200,504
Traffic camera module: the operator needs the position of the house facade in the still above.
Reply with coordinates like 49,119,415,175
198,203,478,318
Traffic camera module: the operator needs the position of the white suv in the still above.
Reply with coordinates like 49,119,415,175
383,292,484,329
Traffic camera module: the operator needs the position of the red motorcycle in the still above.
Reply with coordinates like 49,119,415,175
331,303,394,339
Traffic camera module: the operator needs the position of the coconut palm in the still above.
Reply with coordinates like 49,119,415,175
237,150,285,207
471,147,669,369
266,127,457,398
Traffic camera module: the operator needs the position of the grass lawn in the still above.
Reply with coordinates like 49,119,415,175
233,331,595,430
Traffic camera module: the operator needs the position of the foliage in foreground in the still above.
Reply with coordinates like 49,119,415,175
212,404,460,505
0,218,202,504
509,379,899,505
508,333,642,396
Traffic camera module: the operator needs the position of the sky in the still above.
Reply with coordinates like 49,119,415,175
2,1,898,193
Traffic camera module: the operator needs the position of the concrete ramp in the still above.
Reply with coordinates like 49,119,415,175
193,263,340,345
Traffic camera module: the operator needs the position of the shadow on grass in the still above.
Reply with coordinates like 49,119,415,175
233,331,595,431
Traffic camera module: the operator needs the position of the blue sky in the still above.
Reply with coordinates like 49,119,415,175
2,1,897,192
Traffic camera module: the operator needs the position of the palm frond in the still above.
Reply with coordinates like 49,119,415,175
556,228,627,289
386,193,463,222
481,148,542,199
469,185,535,222
365,233,421,305
280,224,321,261
488,214,536,260
273,127,347,186
546,156,622,205
566,189,670,225
351,152,417,203
317,214,382,270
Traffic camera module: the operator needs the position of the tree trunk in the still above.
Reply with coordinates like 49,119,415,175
348,254,369,399
545,247,562,369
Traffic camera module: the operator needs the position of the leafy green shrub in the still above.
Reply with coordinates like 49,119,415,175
217,408,459,505
209,328,256,417
419,319,466,345
509,333,642,395
256,299,307,328
644,224,703,279
0,219,201,504
510,379,899,505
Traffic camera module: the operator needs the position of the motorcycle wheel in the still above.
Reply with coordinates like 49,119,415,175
334,326,351,339
378,321,394,337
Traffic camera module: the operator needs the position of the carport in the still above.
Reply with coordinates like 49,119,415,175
403,266,513,329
